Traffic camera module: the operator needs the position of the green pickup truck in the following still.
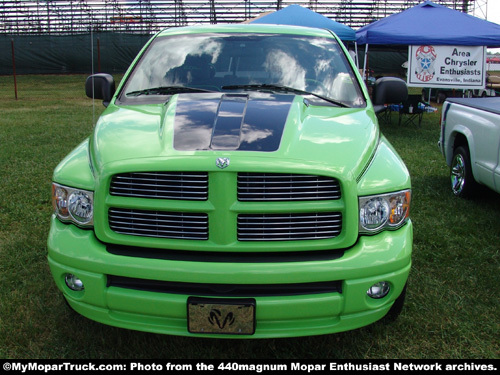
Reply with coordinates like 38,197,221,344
48,24,412,338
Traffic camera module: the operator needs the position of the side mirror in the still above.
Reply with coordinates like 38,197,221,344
372,77,408,113
85,73,115,107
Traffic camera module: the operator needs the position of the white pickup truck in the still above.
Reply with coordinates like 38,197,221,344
439,97,500,197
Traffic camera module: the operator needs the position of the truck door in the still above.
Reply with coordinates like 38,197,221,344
471,109,499,192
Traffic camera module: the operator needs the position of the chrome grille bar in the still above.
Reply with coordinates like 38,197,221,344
109,208,208,240
238,212,342,241
110,172,208,200
238,173,341,201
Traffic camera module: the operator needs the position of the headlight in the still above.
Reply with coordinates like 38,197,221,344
359,190,411,233
52,183,94,227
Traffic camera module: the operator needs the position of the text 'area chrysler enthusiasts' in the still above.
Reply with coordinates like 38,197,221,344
48,24,412,338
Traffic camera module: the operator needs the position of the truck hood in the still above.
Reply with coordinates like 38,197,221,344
92,92,378,180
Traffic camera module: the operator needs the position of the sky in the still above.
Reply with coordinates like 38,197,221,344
487,0,500,23
486,1,500,53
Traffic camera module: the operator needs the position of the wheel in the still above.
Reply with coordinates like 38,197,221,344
450,146,477,198
61,296,79,318
383,284,407,322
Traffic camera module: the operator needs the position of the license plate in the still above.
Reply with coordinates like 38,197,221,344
187,297,255,335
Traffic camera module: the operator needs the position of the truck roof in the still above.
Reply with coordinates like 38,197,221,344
157,24,336,39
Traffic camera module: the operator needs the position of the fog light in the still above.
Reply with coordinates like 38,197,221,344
65,274,84,291
367,281,390,299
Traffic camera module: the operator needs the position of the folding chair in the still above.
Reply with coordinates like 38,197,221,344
398,94,424,127
376,104,392,125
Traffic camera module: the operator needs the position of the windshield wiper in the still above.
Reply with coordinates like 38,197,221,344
126,86,215,97
221,84,349,108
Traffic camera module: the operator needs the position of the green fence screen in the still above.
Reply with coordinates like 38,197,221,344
1,33,152,75
1,33,408,79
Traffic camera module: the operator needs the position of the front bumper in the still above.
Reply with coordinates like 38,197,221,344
47,216,412,338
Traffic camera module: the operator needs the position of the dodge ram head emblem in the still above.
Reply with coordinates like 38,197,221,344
216,157,230,169
208,309,235,330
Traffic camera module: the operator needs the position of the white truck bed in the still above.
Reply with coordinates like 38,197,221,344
445,97,500,115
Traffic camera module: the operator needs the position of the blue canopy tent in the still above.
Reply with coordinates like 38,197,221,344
250,4,356,42
355,1,500,86
356,0,500,47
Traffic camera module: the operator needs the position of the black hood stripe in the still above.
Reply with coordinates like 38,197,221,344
173,93,294,152
211,94,247,150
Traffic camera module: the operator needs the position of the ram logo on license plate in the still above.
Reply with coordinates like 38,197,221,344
187,297,255,335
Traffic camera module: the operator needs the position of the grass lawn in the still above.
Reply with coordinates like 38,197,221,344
0,75,498,359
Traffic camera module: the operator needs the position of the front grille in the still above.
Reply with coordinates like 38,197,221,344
110,172,208,200
109,208,208,240
107,275,342,296
238,212,342,241
238,173,341,201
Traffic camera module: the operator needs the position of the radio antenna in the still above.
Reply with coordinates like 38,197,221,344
90,21,96,127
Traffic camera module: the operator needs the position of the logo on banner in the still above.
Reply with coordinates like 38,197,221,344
415,45,437,82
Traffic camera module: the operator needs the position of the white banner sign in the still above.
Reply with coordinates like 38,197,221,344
408,45,486,89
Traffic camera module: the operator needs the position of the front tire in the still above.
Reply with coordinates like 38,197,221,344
382,284,407,323
450,146,477,198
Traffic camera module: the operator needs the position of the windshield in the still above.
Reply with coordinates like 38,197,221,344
119,32,365,108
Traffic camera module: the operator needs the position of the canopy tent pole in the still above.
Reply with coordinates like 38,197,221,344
362,44,369,82
354,42,359,69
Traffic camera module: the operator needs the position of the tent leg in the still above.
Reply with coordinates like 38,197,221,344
363,44,369,82
354,42,359,69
